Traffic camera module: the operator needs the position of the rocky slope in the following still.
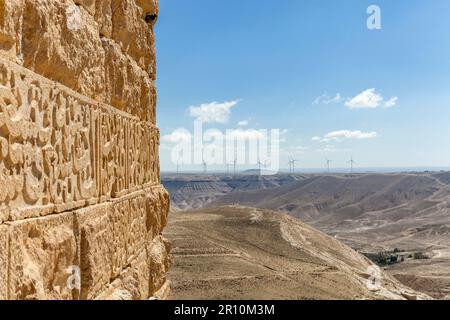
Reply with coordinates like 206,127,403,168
165,206,429,300
168,172,450,299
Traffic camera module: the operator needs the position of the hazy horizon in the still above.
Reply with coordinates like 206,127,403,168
162,166,450,175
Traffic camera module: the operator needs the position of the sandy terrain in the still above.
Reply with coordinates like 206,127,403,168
165,206,428,300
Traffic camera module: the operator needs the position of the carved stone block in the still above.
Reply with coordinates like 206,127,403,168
110,190,147,278
148,235,172,295
75,203,112,300
8,212,77,300
0,58,160,220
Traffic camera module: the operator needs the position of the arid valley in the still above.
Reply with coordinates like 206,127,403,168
163,172,450,299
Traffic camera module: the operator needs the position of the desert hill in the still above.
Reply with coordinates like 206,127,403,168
206,174,450,248
206,173,450,298
165,206,429,300
164,172,450,298
209,173,447,222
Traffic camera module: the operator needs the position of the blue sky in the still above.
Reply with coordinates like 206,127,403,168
155,0,450,172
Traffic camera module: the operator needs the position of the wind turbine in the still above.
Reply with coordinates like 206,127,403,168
289,156,299,173
257,159,263,174
233,157,237,178
201,149,207,174
348,156,355,175
176,158,180,174
325,157,332,173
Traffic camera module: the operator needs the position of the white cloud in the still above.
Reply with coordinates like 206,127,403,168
238,120,249,126
314,130,378,143
345,88,397,109
161,128,191,144
313,93,343,105
383,97,398,108
325,93,343,104
188,100,239,123
345,88,383,109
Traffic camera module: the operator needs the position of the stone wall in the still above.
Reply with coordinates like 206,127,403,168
0,0,171,300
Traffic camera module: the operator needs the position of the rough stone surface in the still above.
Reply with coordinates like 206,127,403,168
0,224,8,299
102,38,155,121
0,0,24,61
0,0,157,122
8,213,78,300
0,0,169,300
148,235,172,294
76,203,112,300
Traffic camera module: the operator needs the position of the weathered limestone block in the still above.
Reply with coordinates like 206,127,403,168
148,235,172,295
0,58,99,219
0,224,8,299
135,0,158,18
111,0,155,76
75,203,112,300
0,57,160,220
0,0,24,61
115,248,150,300
72,187,168,300
1,0,155,120
75,0,113,37
152,280,171,300
110,190,148,278
146,187,170,240
94,236,171,301
8,213,77,300
22,0,107,102
128,124,160,191
102,38,155,122
0,205,9,223
76,0,155,77
94,248,148,300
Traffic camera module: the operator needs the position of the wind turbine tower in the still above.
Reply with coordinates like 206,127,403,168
349,156,355,175
257,159,263,174
290,157,299,173
325,158,332,173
